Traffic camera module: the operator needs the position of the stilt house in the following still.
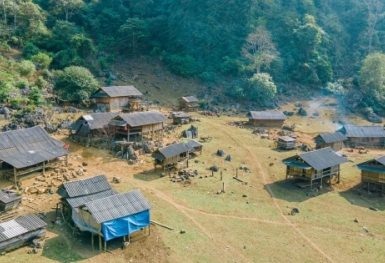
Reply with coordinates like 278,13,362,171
109,111,168,142
90,86,143,112
337,125,385,147
0,214,47,252
276,136,296,150
178,96,199,112
152,140,202,170
314,132,347,151
356,155,385,194
57,175,117,214
0,126,69,184
70,112,119,145
246,111,286,127
169,112,191,125
282,147,348,188
77,190,151,251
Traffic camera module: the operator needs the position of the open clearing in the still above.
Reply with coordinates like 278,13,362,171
1,96,385,263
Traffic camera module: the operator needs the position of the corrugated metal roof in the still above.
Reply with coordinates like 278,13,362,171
0,214,46,242
84,190,151,224
117,111,168,127
67,189,118,211
0,189,22,203
298,147,348,170
158,142,192,158
316,132,347,143
279,136,296,142
90,86,143,98
78,112,119,130
171,112,191,118
341,125,385,138
184,140,203,148
376,155,385,166
180,96,199,103
63,175,112,198
355,164,385,174
0,126,69,169
247,111,286,120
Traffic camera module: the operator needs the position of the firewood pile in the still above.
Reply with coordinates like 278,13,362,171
170,169,198,183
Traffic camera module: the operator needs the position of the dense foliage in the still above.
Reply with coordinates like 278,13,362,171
0,0,385,109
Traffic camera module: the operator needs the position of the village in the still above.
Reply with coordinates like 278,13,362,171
0,85,384,263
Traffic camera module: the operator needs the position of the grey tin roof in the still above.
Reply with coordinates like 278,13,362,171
341,125,385,138
62,175,112,198
278,136,296,142
317,132,347,143
67,189,118,211
118,111,168,127
298,147,348,170
0,126,69,169
180,96,199,103
376,155,385,166
184,140,203,148
247,111,286,120
0,214,47,242
84,190,151,224
90,86,142,98
158,142,192,158
0,189,22,204
79,112,119,130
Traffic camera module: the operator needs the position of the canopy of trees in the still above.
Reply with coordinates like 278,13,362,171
0,0,385,107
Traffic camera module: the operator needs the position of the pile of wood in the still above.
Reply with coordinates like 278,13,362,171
170,169,198,183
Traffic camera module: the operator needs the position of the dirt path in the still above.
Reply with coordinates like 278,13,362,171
209,122,336,263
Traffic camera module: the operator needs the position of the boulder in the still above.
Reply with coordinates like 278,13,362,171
367,112,382,123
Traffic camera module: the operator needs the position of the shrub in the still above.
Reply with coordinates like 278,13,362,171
22,42,40,59
31,53,53,69
35,76,47,89
17,60,36,76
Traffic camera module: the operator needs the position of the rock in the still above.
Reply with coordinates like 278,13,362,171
180,230,186,234
367,112,382,123
283,111,294,116
369,206,379,211
298,107,307,116
354,218,359,223
82,161,88,166
363,226,369,233
242,194,247,198
210,165,219,172
112,177,122,183
76,169,84,176
225,155,232,161
32,239,44,249
216,149,225,157
217,190,222,195
27,248,38,254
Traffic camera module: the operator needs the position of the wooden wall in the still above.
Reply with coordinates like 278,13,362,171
249,119,284,127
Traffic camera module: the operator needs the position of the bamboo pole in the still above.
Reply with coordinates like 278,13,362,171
151,220,173,230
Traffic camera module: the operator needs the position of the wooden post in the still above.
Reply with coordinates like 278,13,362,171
220,171,223,180
211,170,214,177
99,234,102,251
236,168,238,178
42,161,45,175
320,176,323,188
222,182,225,193
91,233,94,251
13,167,17,187
310,179,312,190
367,182,370,194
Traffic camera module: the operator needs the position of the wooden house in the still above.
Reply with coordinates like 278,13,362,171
337,125,385,147
90,86,143,112
169,112,191,125
57,175,117,214
276,136,296,150
69,112,119,146
178,96,199,112
0,126,69,184
356,155,385,194
246,111,286,127
0,189,22,212
75,190,151,252
109,111,168,142
0,214,47,252
282,147,348,188
314,132,347,151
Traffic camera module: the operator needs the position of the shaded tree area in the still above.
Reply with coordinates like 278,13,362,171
0,0,385,107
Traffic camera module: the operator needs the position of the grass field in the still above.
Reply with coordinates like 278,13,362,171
2,99,385,263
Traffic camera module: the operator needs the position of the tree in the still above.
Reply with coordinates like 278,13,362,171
358,52,385,105
363,0,385,53
52,0,83,22
54,66,99,101
242,26,278,73
119,18,149,54
293,15,323,60
31,53,52,69
246,73,277,105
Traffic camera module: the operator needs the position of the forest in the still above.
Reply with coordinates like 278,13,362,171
0,0,385,113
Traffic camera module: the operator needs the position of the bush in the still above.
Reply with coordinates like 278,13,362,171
17,60,36,76
55,66,99,102
246,73,277,105
15,79,30,89
41,69,53,79
35,76,47,89
31,53,53,69
22,42,40,59
28,87,44,106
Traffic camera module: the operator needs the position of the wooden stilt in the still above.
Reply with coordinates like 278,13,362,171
320,176,323,188
220,171,223,180
124,236,126,242
310,179,313,190
99,234,102,251
104,239,107,252
92,233,94,251
149,224,151,236
222,182,225,193
367,182,370,194
13,167,17,187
